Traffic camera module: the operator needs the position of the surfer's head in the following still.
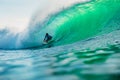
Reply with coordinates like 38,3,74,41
46,33,49,36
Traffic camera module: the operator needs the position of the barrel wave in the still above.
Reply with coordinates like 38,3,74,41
0,0,120,49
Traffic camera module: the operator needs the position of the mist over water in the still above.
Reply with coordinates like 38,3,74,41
0,0,89,49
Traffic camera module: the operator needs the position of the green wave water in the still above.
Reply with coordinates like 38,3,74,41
16,0,120,49
40,0,120,47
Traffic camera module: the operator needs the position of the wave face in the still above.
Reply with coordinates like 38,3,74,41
20,0,120,49
0,0,120,49
47,0,120,46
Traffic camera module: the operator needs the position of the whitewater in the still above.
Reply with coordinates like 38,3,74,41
0,0,120,80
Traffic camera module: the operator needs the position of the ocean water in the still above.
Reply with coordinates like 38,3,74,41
0,0,120,80
0,30,120,80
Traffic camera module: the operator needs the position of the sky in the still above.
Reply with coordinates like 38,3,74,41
0,0,46,32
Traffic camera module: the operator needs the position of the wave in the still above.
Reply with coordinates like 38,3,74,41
0,0,120,50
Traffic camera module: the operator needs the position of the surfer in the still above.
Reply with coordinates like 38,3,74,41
43,33,52,43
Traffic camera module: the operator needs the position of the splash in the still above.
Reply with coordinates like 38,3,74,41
0,0,120,49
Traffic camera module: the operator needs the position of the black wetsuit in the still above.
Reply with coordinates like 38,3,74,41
44,33,52,42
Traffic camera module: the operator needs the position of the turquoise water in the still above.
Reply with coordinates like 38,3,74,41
0,30,120,80
0,0,120,80
20,0,120,49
